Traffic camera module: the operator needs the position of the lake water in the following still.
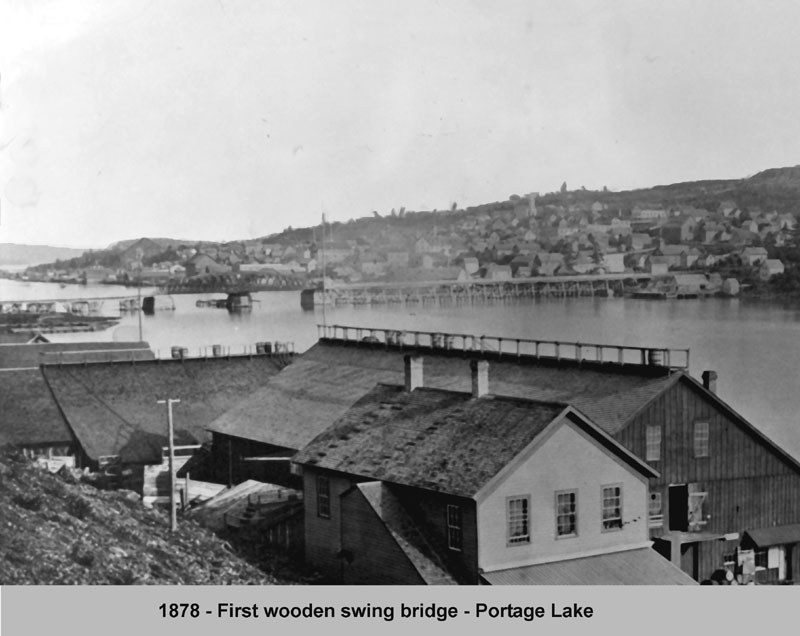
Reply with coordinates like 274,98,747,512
3,278,799,460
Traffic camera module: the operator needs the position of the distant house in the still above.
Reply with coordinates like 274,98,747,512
760,259,785,280
740,247,769,266
185,254,231,277
294,358,693,585
632,206,667,221
647,256,670,275
484,264,512,281
680,247,703,269
462,257,480,275
661,217,696,244
534,253,564,276
602,252,626,273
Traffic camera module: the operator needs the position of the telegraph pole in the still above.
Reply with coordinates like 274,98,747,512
157,398,181,531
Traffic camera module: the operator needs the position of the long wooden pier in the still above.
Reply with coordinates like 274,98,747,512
0,296,143,315
306,273,653,307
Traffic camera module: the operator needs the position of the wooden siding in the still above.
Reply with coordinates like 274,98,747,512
211,433,298,488
478,420,650,572
302,468,356,581
391,485,479,584
340,487,425,585
619,380,800,581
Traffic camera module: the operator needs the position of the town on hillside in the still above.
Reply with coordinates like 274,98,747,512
8,177,800,298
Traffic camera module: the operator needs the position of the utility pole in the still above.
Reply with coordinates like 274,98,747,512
157,398,181,532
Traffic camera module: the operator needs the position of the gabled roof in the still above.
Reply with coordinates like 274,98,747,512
294,384,656,497
42,356,286,463
208,340,674,449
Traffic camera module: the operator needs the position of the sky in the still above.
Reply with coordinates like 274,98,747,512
1,0,800,249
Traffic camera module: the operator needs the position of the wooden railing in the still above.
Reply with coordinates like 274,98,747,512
318,324,690,370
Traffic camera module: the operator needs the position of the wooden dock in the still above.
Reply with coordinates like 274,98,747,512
303,273,653,307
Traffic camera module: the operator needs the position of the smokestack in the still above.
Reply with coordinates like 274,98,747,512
471,359,489,398
404,355,423,392
702,370,718,394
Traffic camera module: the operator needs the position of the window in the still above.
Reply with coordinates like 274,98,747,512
649,491,663,527
556,490,577,537
646,426,661,462
602,485,623,530
694,420,710,457
507,496,530,545
446,505,462,551
316,475,330,519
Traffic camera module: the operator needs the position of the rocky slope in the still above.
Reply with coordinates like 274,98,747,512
0,450,290,585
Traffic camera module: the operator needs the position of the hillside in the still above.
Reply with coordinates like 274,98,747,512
0,450,293,585
0,243,89,267
11,164,800,274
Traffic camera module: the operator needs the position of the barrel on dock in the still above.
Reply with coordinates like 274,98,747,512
256,341,273,355
212,344,223,357
171,346,188,359
648,349,664,366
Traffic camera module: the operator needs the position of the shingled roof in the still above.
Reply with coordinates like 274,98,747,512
296,383,656,497
295,384,566,496
208,340,674,448
42,356,287,463
0,342,155,451
0,369,73,448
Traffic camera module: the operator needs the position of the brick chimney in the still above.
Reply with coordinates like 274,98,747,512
702,370,718,394
471,359,489,398
404,355,423,392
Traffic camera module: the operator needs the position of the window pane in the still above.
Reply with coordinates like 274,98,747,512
316,475,330,518
646,426,661,461
508,497,530,544
556,491,577,536
694,421,710,457
447,504,462,551
602,486,622,530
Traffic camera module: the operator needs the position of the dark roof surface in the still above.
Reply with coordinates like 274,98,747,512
481,548,697,585
0,369,73,447
742,523,800,549
43,356,286,463
208,340,673,448
294,384,565,497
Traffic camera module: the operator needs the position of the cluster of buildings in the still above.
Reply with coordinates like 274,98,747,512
16,195,795,290
3,326,800,586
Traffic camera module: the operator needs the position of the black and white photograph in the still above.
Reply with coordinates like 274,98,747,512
2,0,800,603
